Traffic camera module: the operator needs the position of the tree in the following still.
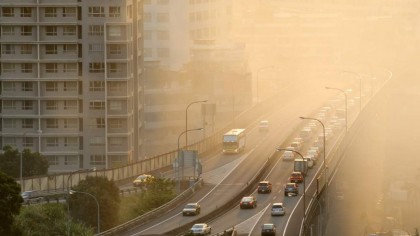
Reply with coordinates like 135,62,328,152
70,176,120,232
14,203,93,236
0,145,49,178
0,171,23,235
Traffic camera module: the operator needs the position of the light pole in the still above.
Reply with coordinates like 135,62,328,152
20,131,29,191
276,148,306,231
69,190,100,234
325,86,347,132
342,70,362,113
256,65,276,103
177,128,203,193
67,168,96,236
185,100,207,150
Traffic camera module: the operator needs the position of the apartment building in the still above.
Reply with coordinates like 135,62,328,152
0,0,144,172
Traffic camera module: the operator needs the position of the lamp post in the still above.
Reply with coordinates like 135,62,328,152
69,190,100,234
256,66,276,103
325,87,347,132
67,168,96,236
20,131,29,191
177,128,203,193
185,100,207,150
342,70,362,113
276,148,306,231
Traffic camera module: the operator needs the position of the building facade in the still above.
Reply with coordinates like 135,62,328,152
0,0,144,172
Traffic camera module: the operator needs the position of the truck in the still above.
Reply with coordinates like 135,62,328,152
294,158,308,176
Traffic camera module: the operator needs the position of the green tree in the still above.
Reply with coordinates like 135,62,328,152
14,203,93,236
70,176,120,232
0,171,23,235
0,145,49,178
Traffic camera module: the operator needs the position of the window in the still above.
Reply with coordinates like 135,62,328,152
109,137,123,146
89,101,105,110
88,25,104,36
45,26,57,36
21,44,32,54
90,118,105,128
157,30,169,40
89,137,105,146
4,100,17,110
23,137,33,147
157,13,169,23
64,119,77,128
64,63,77,73
90,154,105,165
22,100,33,110
2,26,15,35
89,81,105,91
64,137,78,147
109,63,121,73
22,82,33,91
22,119,34,128
63,26,76,36
45,63,58,73
109,101,122,110
157,48,170,57
46,137,59,147
4,119,17,128
88,7,105,17
2,7,14,17
88,44,102,53
64,100,77,110
144,48,152,57
47,156,59,165
46,81,58,91
46,119,59,128
21,7,32,17
109,6,120,17
4,82,16,91
21,63,33,73
65,155,78,165
89,63,105,73
108,82,124,92
3,64,16,73
45,7,57,17
4,138,17,147
63,7,76,17
108,26,121,37
109,45,121,55
109,119,123,128
63,44,77,54
144,13,151,23
45,45,57,54
2,44,15,54
21,26,32,36
63,81,77,91
46,100,58,110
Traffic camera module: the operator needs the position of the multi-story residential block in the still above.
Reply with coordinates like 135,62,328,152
0,0,144,172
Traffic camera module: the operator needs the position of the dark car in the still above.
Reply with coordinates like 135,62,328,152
257,181,272,193
284,183,299,196
182,203,201,216
289,172,304,183
261,223,276,236
240,196,257,209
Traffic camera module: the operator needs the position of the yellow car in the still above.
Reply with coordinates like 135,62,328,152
132,174,154,187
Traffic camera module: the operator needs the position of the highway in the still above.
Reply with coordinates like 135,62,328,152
116,75,362,236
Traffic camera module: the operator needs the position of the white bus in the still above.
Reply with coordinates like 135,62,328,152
223,129,246,154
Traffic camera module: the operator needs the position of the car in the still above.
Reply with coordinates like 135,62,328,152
290,141,302,151
304,156,314,168
289,171,304,183
271,203,285,216
261,223,277,236
257,181,272,193
282,150,295,161
284,183,299,196
21,190,43,204
190,223,211,235
240,196,257,209
259,120,269,131
299,128,312,141
132,174,154,187
306,149,319,161
182,202,201,216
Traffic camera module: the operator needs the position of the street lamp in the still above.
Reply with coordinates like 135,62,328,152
276,148,306,229
67,168,96,236
185,100,207,150
69,190,100,234
177,128,203,193
342,70,362,113
325,86,347,132
256,66,276,103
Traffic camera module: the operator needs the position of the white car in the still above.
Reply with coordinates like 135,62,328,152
190,223,211,235
271,202,285,216
259,120,269,132
282,150,295,161
290,141,302,151
306,149,319,161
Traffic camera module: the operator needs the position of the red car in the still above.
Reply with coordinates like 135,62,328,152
289,172,304,183
240,196,257,209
